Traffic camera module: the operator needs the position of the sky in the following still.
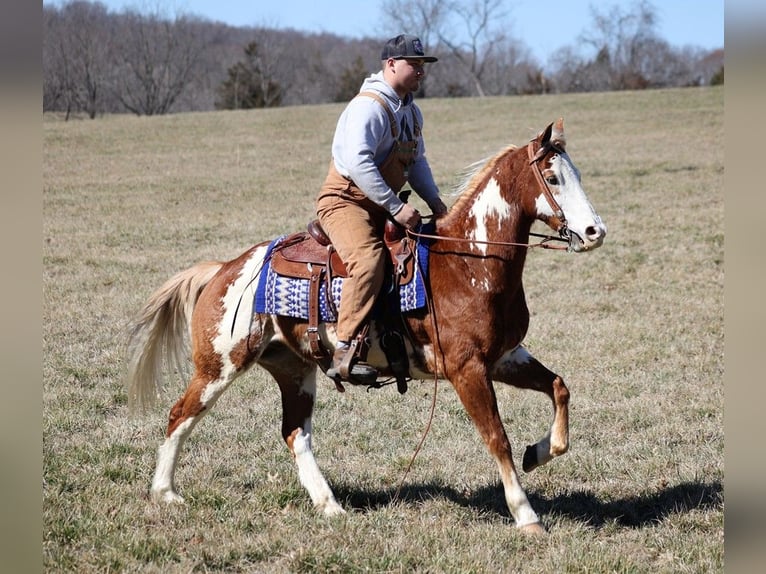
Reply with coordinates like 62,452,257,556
47,0,726,66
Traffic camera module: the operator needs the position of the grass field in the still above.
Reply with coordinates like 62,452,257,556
43,86,723,572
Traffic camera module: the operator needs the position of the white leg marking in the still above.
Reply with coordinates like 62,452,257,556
151,418,195,503
497,462,540,528
292,429,345,516
534,431,554,467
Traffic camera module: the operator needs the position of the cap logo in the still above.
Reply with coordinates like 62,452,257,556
412,38,425,56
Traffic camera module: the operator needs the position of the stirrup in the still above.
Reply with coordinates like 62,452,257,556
327,361,378,387
327,339,378,386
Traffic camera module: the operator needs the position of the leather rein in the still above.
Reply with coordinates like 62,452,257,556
406,140,572,251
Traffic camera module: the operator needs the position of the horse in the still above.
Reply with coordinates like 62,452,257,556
125,118,606,535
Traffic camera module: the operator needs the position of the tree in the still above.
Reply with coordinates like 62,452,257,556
111,10,206,115
42,0,724,115
379,0,446,97
333,56,369,102
380,0,522,98
43,1,113,119
578,0,660,90
480,37,542,95
547,0,720,93
216,41,283,109
710,66,723,85
380,0,446,52
438,0,510,97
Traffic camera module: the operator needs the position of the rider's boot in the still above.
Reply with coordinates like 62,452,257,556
326,340,377,386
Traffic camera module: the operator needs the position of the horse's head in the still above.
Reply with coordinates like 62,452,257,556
527,119,606,252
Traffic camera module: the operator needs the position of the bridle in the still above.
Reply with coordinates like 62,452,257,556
527,139,570,243
406,139,573,251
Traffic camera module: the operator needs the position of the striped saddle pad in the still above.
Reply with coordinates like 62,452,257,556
253,232,431,322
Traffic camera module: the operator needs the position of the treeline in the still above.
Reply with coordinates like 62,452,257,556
43,0,723,119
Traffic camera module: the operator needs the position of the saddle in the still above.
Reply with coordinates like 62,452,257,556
270,220,416,284
269,219,416,392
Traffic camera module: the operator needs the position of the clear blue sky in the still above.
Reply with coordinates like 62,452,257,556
47,0,725,65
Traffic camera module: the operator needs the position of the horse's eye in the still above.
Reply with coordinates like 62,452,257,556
545,174,559,186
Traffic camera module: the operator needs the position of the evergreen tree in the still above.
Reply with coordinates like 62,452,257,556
216,41,282,109
334,56,369,103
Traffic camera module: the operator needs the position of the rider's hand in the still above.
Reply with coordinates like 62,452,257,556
393,203,421,230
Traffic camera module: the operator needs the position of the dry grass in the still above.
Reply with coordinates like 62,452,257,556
43,87,723,572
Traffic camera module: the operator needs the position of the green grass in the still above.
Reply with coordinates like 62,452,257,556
44,86,723,572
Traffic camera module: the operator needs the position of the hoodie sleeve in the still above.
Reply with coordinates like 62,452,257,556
332,97,405,215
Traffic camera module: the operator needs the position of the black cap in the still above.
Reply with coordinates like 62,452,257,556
381,34,438,62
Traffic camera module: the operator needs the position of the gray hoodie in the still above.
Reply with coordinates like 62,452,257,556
330,71,441,216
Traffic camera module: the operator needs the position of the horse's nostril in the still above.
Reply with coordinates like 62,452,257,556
586,225,604,240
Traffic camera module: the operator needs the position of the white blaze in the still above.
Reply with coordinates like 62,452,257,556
536,154,604,241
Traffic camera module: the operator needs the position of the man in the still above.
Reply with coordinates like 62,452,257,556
316,34,448,384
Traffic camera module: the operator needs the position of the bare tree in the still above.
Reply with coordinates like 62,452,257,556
111,10,206,115
172,21,240,111
43,1,112,119
482,39,544,95
380,0,519,98
438,0,510,97
43,6,74,116
578,0,660,90
546,0,713,93
380,0,446,52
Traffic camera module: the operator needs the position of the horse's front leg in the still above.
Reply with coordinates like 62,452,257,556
492,345,569,472
450,361,545,534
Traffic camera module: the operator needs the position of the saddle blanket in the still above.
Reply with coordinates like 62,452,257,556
253,230,432,322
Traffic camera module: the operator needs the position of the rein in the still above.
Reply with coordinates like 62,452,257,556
406,227,569,250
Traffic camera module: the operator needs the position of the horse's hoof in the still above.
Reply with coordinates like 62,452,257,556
321,502,346,517
522,445,539,472
152,489,185,504
518,522,547,536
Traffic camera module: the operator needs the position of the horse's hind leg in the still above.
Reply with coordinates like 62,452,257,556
260,344,345,516
492,345,570,472
151,366,243,503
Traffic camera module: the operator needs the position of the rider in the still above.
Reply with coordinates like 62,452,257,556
316,34,448,383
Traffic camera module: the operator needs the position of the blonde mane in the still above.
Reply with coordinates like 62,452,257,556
445,144,520,219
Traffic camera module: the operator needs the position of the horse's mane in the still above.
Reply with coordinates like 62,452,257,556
445,144,519,218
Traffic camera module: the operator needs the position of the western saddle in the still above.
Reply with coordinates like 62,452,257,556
268,219,416,392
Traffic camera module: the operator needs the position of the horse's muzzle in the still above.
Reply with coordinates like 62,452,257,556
568,221,607,252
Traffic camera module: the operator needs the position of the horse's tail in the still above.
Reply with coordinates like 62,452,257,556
125,261,223,413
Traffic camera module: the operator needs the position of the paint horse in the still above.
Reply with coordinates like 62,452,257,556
126,118,606,534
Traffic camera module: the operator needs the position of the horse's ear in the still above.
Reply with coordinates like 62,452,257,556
538,122,554,145
538,118,566,151
551,117,566,150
